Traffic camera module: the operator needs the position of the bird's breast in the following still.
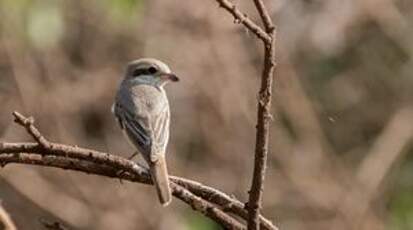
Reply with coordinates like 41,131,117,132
121,83,169,115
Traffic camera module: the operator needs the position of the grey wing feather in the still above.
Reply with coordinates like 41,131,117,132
114,103,152,156
149,106,170,162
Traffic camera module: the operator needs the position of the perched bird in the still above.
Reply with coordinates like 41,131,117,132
113,58,179,206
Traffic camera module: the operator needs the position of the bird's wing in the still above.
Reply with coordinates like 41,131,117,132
113,101,170,163
113,102,152,157
150,105,170,162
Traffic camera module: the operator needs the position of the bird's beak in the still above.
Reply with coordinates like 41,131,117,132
161,73,179,82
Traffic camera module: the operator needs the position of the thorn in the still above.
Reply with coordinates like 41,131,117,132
268,25,276,32
266,113,274,121
39,218,69,230
234,18,241,24
116,169,127,185
27,116,35,124
244,26,250,37
127,151,138,160
244,201,249,209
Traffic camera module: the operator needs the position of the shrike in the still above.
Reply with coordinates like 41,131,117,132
113,58,179,206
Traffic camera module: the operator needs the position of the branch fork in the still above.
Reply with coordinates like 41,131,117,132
13,111,51,149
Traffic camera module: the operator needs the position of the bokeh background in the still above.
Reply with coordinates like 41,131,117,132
0,0,412,229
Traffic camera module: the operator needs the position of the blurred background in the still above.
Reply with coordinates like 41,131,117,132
0,0,412,229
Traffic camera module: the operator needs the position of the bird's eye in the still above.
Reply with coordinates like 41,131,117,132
148,66,157,74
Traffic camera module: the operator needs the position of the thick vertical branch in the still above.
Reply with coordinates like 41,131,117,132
248,1,276,229
212,0,277,229
248,34,276,229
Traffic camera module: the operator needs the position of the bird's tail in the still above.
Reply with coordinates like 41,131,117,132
149,155,172,206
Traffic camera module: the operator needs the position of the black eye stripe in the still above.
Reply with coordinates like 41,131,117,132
132,68,146,76
131,66,158,77
148,66,158,74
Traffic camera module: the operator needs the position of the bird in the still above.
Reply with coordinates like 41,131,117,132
112,58,179,206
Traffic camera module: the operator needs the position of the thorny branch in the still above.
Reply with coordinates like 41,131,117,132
213,0,277,229
0,112,278,230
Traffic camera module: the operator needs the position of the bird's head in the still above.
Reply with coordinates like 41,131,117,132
124,58,179,87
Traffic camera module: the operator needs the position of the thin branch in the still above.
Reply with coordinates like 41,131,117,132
215,0,271,44
252,0,274,32
212,0,277,229
173,177,278,230
0,112,278,230
13,111,50,148
246,1,276,229
170,183,246,230
247,36,276,230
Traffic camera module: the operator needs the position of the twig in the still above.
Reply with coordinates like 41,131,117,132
252,0,275,32
215,0,271,44
0,112,280,230
13,111,50,148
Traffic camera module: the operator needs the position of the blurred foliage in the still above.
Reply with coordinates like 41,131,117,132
185,211,222,230
104,0,144,21
389,148,413,230
27,2,64,49
390,187,413,230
